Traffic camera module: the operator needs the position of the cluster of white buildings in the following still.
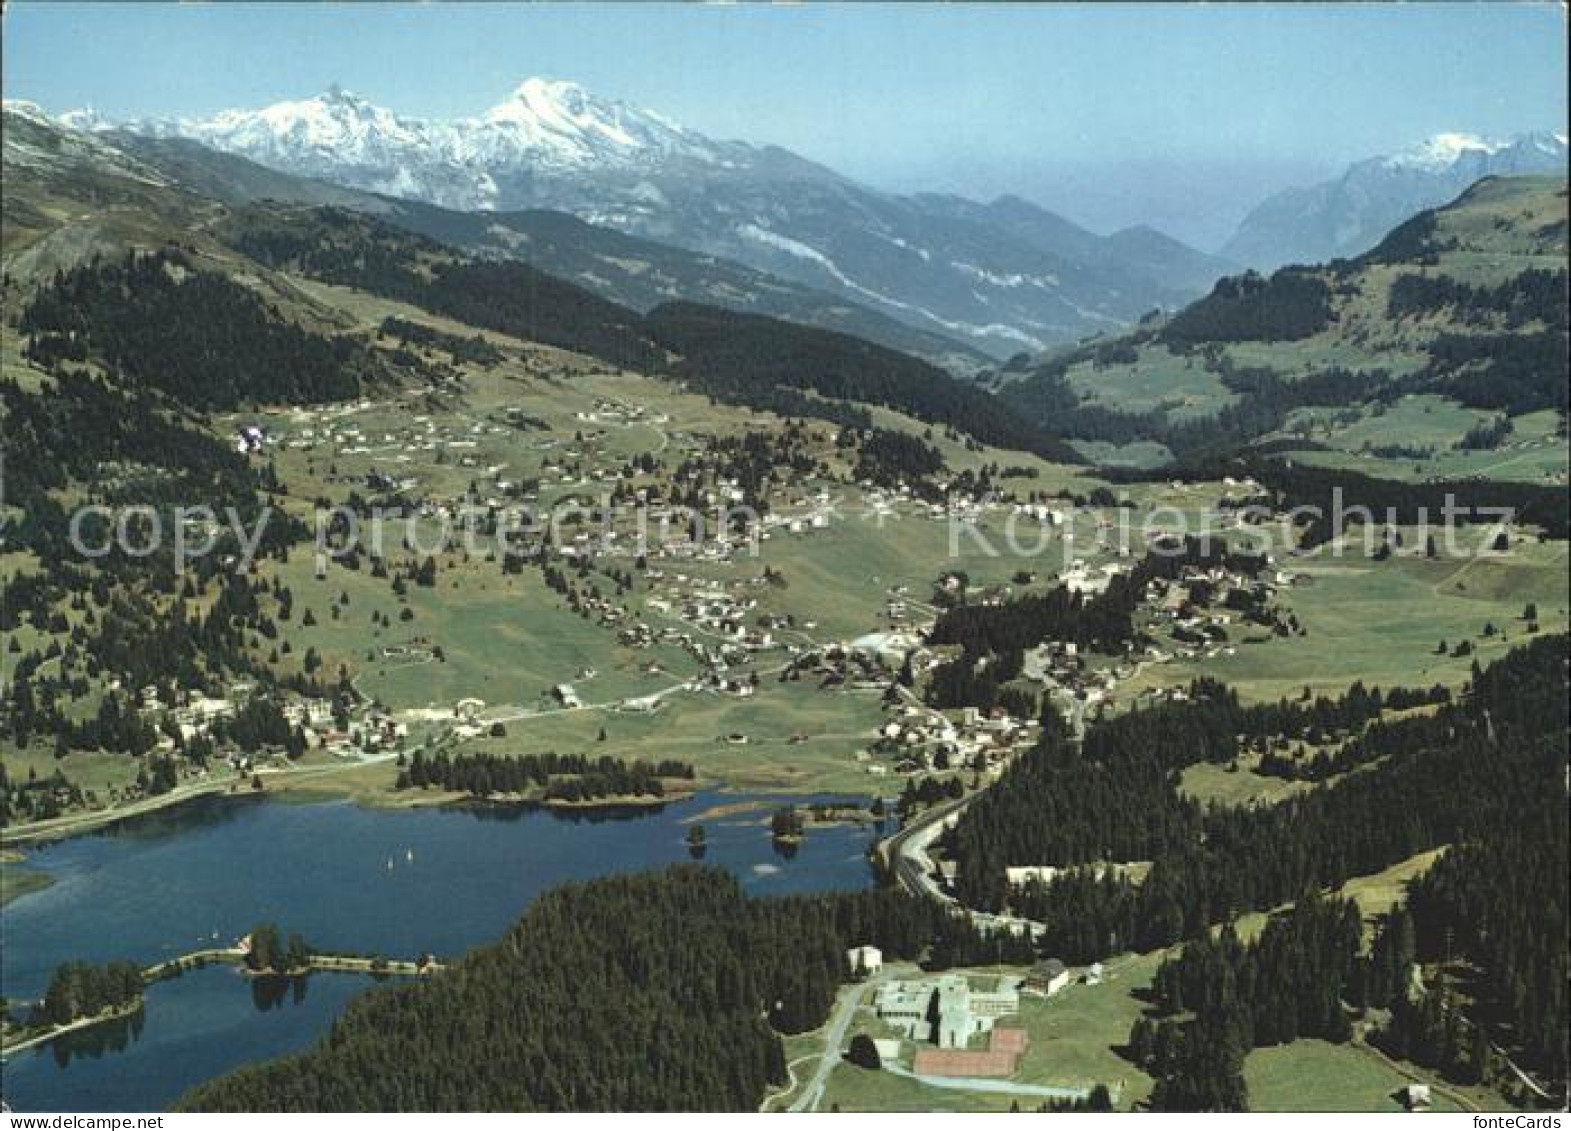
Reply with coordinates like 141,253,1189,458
1061,558,1130,596
875,973,1022,1048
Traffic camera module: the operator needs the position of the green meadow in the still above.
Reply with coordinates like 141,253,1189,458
1124,533,1568,703
1066,346,1237,421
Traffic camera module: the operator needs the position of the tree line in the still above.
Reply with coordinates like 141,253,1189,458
20,250,369,408
396,748,695,803
35,960,144,1028
1160,268,1334,345
178,867,1030,1111
224,206,658,371
643,302,1082,463
1386,267,1566,334
1105,455,1568,544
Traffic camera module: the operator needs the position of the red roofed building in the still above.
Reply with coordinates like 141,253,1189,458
912,1027,1029,1078
989,1027,1029,1055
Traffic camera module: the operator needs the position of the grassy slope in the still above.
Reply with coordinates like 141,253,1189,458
1024,176,1567,484
817,847,1517,1112
1122,533,1569,703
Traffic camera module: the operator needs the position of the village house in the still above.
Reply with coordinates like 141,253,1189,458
846,945,883,977
912,1027,1029,1079
1024,959,1072,997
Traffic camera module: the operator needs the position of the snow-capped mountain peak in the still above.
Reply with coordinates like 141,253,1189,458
472,76,712,168
1224,129,1568,269
225,86,424,153
3,99,55,125
56,104,110,132
25,83,1233,356
1386,131,1506,171
106,84,432,175
89,79,733,196
489,79,597,134
486,78,628,138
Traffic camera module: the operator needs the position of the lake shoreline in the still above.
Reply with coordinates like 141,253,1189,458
0,772,712,849
0,785,881,1111
3,948,437,1060
1,858,56,906
0,765,846,849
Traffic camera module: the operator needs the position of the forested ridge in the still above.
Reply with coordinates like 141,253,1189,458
1011,356,1388,462
1385,267,1565,330
1160,268,1335,345
0,349,322,774
0,368,279,564
19,250,371,408
1239,460,1569,544
951,637,1565,925
223,207,658,370
1134,752,1567,1108
1102,456,1570,543
176,867,1030,1111
643,302,1081,462
1404,328,1569,417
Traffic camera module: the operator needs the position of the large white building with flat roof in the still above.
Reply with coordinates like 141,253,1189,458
874,974,1020,1048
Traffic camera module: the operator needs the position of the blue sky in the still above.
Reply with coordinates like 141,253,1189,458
3,2,1565,246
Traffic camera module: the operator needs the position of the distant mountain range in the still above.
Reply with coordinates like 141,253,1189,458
23,83,1565,360
0,99,1084,471
88,129,997,372
1222,131,1568,269
61,80,1233,358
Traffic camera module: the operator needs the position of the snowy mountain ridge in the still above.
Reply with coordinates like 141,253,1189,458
1224,130,1567,268
93,80,744,210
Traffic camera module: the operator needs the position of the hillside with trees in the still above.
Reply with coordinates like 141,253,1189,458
220,206,659,370
644,302,1081,461
177,868,1031,1111
945,636,1568,1100
1003,175,1568,473
19,250,377,408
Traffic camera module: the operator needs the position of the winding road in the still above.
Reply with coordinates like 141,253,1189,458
787,970,889,1113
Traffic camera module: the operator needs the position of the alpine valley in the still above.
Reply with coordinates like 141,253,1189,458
1,41,1567,1122
66,80,1237,358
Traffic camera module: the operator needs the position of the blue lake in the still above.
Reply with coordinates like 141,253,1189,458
0,791,881,1111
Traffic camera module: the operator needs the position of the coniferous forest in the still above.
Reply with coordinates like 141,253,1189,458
20,250,369,408
1160,268,1334,345
396,748,695,802
176,868,1029,1111
644,302,1082,462
221,206,659,370
0,49,1565,1117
